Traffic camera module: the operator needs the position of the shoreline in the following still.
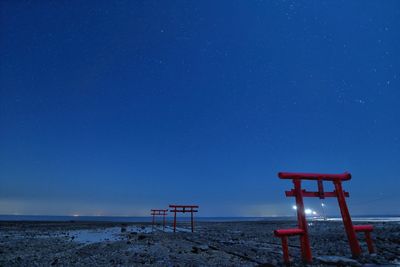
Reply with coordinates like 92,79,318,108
1,214,400,223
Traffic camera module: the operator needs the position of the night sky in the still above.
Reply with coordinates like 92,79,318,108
1,1,399,217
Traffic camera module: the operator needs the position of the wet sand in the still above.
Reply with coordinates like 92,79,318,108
0,220,399,266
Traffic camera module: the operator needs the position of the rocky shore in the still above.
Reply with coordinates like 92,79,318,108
0,220,399,266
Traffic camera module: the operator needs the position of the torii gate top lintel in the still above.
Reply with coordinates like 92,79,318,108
169,205,199,209
278,171,351,181
279,172,351,199
151,209,168,214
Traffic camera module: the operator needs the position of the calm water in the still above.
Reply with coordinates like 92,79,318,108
1,215,399,222
0,215,289,222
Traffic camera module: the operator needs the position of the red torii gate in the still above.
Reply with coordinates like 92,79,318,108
150,209,168,230
274,172,375,264
169,205,199,233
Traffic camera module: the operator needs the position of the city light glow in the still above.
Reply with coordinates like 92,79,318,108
305,209,312,215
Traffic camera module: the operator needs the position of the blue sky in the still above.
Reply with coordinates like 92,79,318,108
0,0,399,216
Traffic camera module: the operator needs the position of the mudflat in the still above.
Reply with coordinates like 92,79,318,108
0,220,399,266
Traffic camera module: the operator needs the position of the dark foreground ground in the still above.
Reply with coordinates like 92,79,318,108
0,220,399,266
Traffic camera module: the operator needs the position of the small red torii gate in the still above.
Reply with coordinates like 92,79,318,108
169,205,199,233
274,172,375,264
150,209,168,230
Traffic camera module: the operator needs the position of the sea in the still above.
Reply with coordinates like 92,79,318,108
1,215,399,223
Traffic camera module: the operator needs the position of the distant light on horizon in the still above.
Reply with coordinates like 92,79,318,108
292,206,317,216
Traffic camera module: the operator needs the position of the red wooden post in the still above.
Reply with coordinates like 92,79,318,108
173,209,177,232
365,232,375,253
281,236,290,264
191,210,194,232
293,180,312,263
333,180,361,257
163,212,166,230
